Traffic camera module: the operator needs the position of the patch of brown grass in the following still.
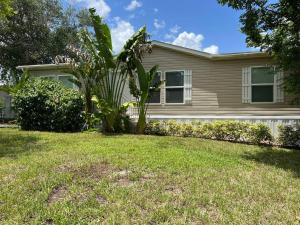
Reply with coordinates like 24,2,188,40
47,185,68,205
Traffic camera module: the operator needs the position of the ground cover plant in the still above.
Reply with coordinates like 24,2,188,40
0,128,299,224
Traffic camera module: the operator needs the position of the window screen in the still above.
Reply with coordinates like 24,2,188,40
148,72,161,104
58,76,73,89
165,71,184,103
251,67,274,103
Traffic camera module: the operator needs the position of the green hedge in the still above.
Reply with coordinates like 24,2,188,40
13,79,84,132
145,120,273,145
278,124,300,148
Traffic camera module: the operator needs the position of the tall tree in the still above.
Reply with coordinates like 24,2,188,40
218,0,300,103
0,0,13,18
0,0,90,85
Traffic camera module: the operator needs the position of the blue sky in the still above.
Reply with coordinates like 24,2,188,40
64,0,253,54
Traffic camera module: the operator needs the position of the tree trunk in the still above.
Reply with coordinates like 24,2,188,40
136,107,146,134
85,93,93,129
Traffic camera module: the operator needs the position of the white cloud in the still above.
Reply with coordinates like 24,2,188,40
164,33,176,40
172,32,204,51
203,45,219,54
125,0,142,11
111,18,135,53
70,0,111,18
171,31,219,54
170,25,181,34
154,19,166,29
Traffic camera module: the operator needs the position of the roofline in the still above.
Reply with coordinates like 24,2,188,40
151,40,270,60
16,63,70,71
16,42,271,70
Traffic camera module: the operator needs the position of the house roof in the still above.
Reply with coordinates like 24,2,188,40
16,41,271,70
152,40,270,60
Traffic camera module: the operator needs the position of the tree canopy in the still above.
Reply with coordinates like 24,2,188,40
0,0,13,18
0,0,90,84
218,0,300,103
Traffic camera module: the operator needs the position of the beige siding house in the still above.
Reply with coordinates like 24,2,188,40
135,41,300,135
17,41,300,135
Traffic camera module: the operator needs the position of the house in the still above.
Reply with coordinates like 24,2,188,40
0,91,14,119
16,41,300,135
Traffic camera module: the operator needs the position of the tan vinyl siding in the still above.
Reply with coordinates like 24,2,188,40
142,46,300,116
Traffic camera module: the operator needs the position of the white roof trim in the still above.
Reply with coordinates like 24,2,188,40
152,40,269,60
16,63,70,71
17,41,270,70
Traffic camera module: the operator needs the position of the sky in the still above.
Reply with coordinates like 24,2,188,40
63,0,255,54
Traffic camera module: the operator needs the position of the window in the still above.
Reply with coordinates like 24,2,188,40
251,67,275,103
148,72,161,104
42,76,56,80
165,71,184,103
58,75,74,89
40,75,74,89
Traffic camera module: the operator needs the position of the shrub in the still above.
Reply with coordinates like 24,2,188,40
13,79,84,132
246,123,273,144
145,120,167,136
145,120,273,145
165,120,181,136
179,122,194,137
278,124,300,147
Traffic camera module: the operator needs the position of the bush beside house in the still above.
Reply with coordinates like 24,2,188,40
278,125,300,148
13,79,84,132
145,120,300,148
145,120,273,144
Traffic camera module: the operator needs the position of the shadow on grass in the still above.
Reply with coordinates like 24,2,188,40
0,131,45,158
243,147,300,178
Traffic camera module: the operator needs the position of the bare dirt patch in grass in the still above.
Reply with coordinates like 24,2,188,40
74,162,113,180
96,195,108,205
42,219,53,225
47,185,68,205
112,170,136,187
198,203,222,223
165,186,183,196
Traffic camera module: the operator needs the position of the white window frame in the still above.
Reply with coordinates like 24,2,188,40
164,70,185,105
250,66,276,104
148,71,162,105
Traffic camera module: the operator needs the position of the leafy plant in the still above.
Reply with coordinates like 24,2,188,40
145,120,273,145
278,124,300,148
0,70,31,95
55,44,100,129
69,8,152,133
129,60,162,134
13,79,84,132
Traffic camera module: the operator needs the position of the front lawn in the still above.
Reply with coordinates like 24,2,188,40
0,128,299,224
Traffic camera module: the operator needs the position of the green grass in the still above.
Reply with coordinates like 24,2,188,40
0,128,300,225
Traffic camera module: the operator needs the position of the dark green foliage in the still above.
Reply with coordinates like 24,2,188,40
13,79,84,132
218,0,300,103
145,120,273,145
278,124,300,148
0,0,91,84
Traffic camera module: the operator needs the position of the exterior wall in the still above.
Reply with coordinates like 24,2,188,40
141,46,300,116
0,91,15,119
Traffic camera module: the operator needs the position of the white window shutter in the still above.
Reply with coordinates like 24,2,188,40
274,70,284,103
184,70,192,104
242,67,251,103
161,72,165,104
